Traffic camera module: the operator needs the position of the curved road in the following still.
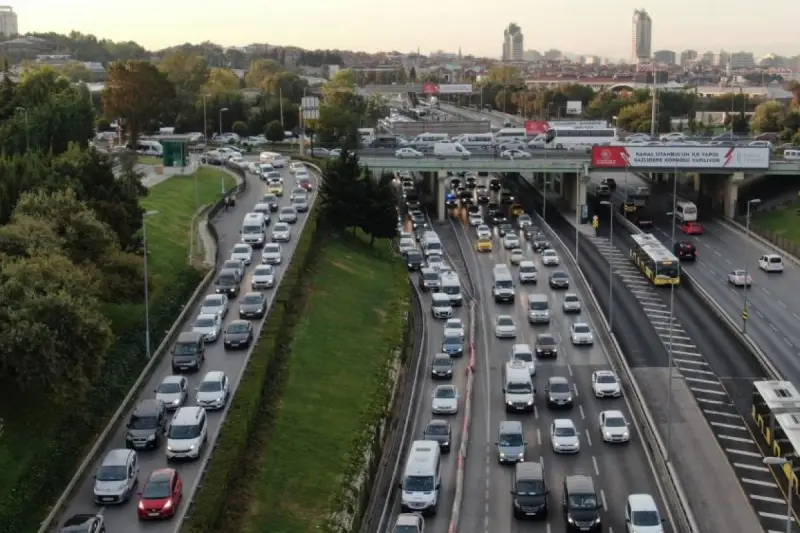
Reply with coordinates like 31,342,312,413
51,164,318,532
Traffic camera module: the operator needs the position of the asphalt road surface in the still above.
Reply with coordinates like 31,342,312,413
51,163,318,533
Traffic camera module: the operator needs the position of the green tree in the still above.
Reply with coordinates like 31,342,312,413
323,69,358,109
262,71,307,102
265,120,284,142
365,93,390,125
244,59,283,92
232,120,248,136
203,68,241,97
751,101,784,133
359,171,399,246
487,65,522,85
0,214,63,259
319,151,365,231
60,62,93,83
159,50,210,109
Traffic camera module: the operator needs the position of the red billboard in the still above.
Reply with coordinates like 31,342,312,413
422,83,473,95
524,120,549,135
423,83,439,94
590,145,770,170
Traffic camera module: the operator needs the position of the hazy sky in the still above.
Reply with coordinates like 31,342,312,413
14,0,800,59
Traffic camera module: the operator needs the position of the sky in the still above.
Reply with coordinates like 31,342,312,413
13,0,800,60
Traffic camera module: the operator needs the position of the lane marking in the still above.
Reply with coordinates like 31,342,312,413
710,421,747,430
751,495,788,504
600,489,607,511
690,387,727,396
696,397,731,405
725,447,763,457
704,409,740,418
734,462,770,472
718,434,756,444
759,512,793,521
681,367,716,376
670,349,702,356
675,358,709,366
684,377,723,385
585,429,593,447
592,455,600,476
579,404,586,420
537,428,542,446
742,478,778,488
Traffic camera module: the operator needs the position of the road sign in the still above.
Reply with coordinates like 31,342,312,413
742,309,749,321
592,217,599,230
301,96,320,120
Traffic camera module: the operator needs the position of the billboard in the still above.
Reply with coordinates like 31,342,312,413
524,120,549,135
422,83,473,95
566,101,582,115
591,146,770,170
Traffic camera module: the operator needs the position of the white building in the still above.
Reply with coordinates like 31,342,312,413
0,5,17,37
502,23,523,61
631,9,652,62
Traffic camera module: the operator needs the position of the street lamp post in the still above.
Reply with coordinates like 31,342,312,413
600,200,614,329
763,456,795,533
142,210,159,359
16,107,29,151
202,94,209,142
743,198,761,333
219,107,229,137
664,172,679,461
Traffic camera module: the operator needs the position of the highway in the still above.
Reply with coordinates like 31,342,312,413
445,180,672,533
51,164,318,533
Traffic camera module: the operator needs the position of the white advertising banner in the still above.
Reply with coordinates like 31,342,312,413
566,101,582,115
591,146,770,170
437,84,473,94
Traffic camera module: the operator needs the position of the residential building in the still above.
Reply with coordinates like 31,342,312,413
631,9,652,62
679,49,697,66
653,50,676,65
730,51,756,69
502,23,523,61
0,5,17,37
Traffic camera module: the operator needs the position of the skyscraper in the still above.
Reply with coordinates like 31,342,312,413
0,6,18,37
631,9,652,62
502,24,523,61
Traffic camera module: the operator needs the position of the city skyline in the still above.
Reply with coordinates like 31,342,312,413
10,0,800,60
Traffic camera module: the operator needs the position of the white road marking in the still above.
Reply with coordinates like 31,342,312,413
579,404,586,420
725,447,762,457
717,434,755,444
742,478,778,488
734,462,769,472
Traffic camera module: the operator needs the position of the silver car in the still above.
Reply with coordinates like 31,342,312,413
290,187,306,201
292,196,309,212
251,264,276,290
93,449,138,504
599,410,631,443
469,214,483,226
221,259,245,280
570,322,594,345
155,375,188,410
562,293,581,313
262,242,283,264
503,233,520,249
431,384,459,414
192,313,222,342
477,224,492,240
200,294,229,318
728,269,753,287
494,315,517,338
496,420,526,463
279,206,298,224
550,418,580,453
542,249,560,266
272,222,291,242
195,371,230,411
444,318,465,339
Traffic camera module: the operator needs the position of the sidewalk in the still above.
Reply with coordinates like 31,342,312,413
197,164,245,267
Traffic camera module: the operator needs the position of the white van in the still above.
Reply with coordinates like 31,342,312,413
503,361,535,412
494,128,528,147
165,406,207,460
674,201,698,222
409,133,449,151
136,140,163,157
492,268,515,303
441,271,462,307
400,440,441,515
527,293,550,324
241,213,268,248
434,142,470,159
453,133,495,151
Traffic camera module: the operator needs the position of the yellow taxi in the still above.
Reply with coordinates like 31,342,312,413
476,237,493,252
268,183,283,196
510,203,524,217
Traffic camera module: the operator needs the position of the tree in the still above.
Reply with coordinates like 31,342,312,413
60,62,93,83
265,120,284,142
487,65,522,85
232,120,248,136
365,93,390,125
408,66,417,81
319,151,365,231
788,81,800,108
0,214,63,259
102,61,174,147
244,59,283,92
159,50,209,108
751,101,783,133
359,172,399,246
203,67,241,97
323,69,357,109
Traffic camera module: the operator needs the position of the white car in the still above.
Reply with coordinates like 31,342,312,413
542,249,560,266
660,132,686,142
200,294,229,318
503,233,520,249
192,313,223,342
262,242,283,264
398,237,416,253
501,149,531,159
279,206,298,224
444,318,465,339
562,293,581,313
155,375,188,410
510,343,535,375
395,147,424,159
289,162,305,174
517,214,533,229
431,385,459,414
509,248,524,265
599,410,631,443
230,243,253,265
290,187,307,201
570,322,594,345
494,315,517,338
758,254,784,273
251,264,276,290
272,223,291,242
469,214,483,226
247,161,260,174
264,170,283,183
550,418,580,453
195,371,230,411
592,370,621,398
427,254,445,272
728,269,752,287
477,224,492,240
295,169,310,181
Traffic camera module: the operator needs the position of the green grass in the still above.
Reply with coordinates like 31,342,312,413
753,201,800,246
137,155,163,165
240,232,406,533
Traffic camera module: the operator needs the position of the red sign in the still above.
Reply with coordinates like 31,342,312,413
423,83,440,95
524,121,549,135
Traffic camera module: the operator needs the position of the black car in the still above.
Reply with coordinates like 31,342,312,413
466,177,477,189
499,223,514,237
600,177,616,190
549,271,570,289
239,292,267,318
476,187,490,204
462,196,475,206
125,399,166,450
215,268,240,297
531,234,550,251
60,514,106,533
223,319,253,349
535,334,558,358
458,188,472,200
467,204,481,215
487,202,500,212
500,192,514,205
423,419,452,452
411,213,426,229
450,178,461,189
406,250,424,270
431,353,454,379
674,240,697,261
489,178,502,191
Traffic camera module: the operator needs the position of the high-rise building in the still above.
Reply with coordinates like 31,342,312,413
653,50,676,65
679,49,698,66
631,9,652,62
0,6,17,37
502,23,523,61
730,51,756,69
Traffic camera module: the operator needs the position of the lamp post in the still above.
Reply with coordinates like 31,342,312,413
763,456,795,533
664,171,679,461
202,94,209,142
16,107,29,151
142,210,159,359
219,107,228,137
600,200,614,329
743,198,761,334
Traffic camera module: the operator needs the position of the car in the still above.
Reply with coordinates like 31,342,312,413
264,170,283,183
545,376,574,408
625,494,665,533
260,193,279,212
272,222,291,242
562,293,581,313
279,206,298,224
501,149,532,159
223,319,253,349
262,242,283,264
759,254,784,273
406,249,424,271
431,384,459,414
398,237,416,254
289,161,305,174
517,214,533,228
599,410,631,443
251,264,276,290
396,147,424,158
59,514,106,533
192,313,222,342
427,254,445,272
570,322,594,345
503,233,520,249
291,195,309,212
215,268,240,297
93,448,139,504
221,259,245,280
239,291,267,318
542,249,560,266
592,370,621,398
495,315,517,338
297,176,313,192
469,213,483,226
535,333,558,358
476,224,492,240
518,260,537,283
290,187,306,201
499,223,513,236
137,468,182,520
125,398,167,450
441,334,464,357
155,375,189,410
673,240,697,261
422,419,452,452
728,269,753,287
510,248,524,265
475,186,490,203
431,353,454,379
444,318,465,339
200,294,229,318
431,292,453,319
530,233,550,251
550,418,580,453
510,343,536,375
267,181,283,196
195,371,230,410
680,221,704,235
465,176,477,189
230,243,253,265
489,178,502,191
548,271,569,289
476,237,493,252
600,177,617,189
496,420,527,463
411,213,426,229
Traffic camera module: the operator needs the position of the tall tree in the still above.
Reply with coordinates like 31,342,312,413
203,67,241,97
360,171,399,246
319,151,365,231
160,50,210,109
244,59,283,91
102,60,175,146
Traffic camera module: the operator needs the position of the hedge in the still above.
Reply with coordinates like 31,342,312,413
183,206,325,533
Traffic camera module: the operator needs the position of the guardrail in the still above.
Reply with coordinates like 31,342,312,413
37,166,248,533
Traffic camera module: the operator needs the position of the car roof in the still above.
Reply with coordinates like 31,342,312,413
148,468,175,483
549,376,569,384
201,370,225,382
497,314,513,320
603,409,625,418
627,493,658,510
572,322,589,328
512,343,532,352
196,313,217,320
134,398,162,415
436,384,456,392
553,418,575,428
162,375,184,384
101,448,132,466
595,370,615,377
204,293,224,300
499,420,523,432
427,419,449,428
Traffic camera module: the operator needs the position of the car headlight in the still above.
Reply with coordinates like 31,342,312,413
499,452,506,457
604,432,612,438
147,434,155,440
526,400,533,405
506,400,513,406
594,517,601,524
623,432,629,438
518,452,524,458
567,517,575,524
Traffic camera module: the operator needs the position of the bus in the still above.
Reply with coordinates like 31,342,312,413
629,233,681,286
752,380,800,493
674,201,698,222
529,128,618,152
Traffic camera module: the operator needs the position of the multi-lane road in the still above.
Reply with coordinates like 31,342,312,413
51,164,317,533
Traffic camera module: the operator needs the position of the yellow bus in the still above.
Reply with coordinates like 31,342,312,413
629,233,680,286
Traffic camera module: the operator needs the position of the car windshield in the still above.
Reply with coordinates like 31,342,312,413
142,479,171,499
223,261,241,269
555,426,576,437
262,195,276,202
520,265,535,272
499,432,524,446
174,342,197,355
227,322,249,333
217,274,235,285
498,317,513,326
157,381,182,394
507,382,532,393
242,295,262,305
233,246,249,254
444,336,460,345
195,317,216,328
169,423,200,439
516,480,545,496
403,475,435,491
407,251,422,261
436,387,455,398
605,417,626,427
597,375,616,384
574,325,590,333
96,465,127,481
633,510,661,526
426,424,448,435
550,382,570,393
569,494,598,509
544,251,556,256
424,272,439,281
265,245,280,253
292,197,305,204
129,414,157,430
514,352,533,362
565,296,578,302
530,301,548,311
281,208,295,214
199,380,222,392
553,273,567,279
204,296,223,307
254,267,272,276
538,336,555,346
434,357,451,367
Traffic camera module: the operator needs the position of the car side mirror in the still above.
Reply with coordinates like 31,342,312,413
436,482,441,489
524,441,529,445
494,441,498,445
501,388,506,393
510,490,516,495
661,518,665,522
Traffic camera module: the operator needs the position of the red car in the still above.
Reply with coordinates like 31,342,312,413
138,468,182,520
681,221,704,235
297,177,313,191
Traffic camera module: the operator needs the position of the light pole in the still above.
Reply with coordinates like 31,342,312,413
600,200,614,329
16,107,29,151
743,198,761,334
202,94,209,142
664,171,679,461
142,210,159,359
219,107,228,137
763,456,795,533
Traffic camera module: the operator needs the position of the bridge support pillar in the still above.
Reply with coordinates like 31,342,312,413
691,172,701,192
437,172,446,221
723,172,743,218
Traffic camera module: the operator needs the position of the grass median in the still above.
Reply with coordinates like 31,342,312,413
752,202,800,247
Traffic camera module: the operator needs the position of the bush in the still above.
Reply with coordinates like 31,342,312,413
232,121,248,136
